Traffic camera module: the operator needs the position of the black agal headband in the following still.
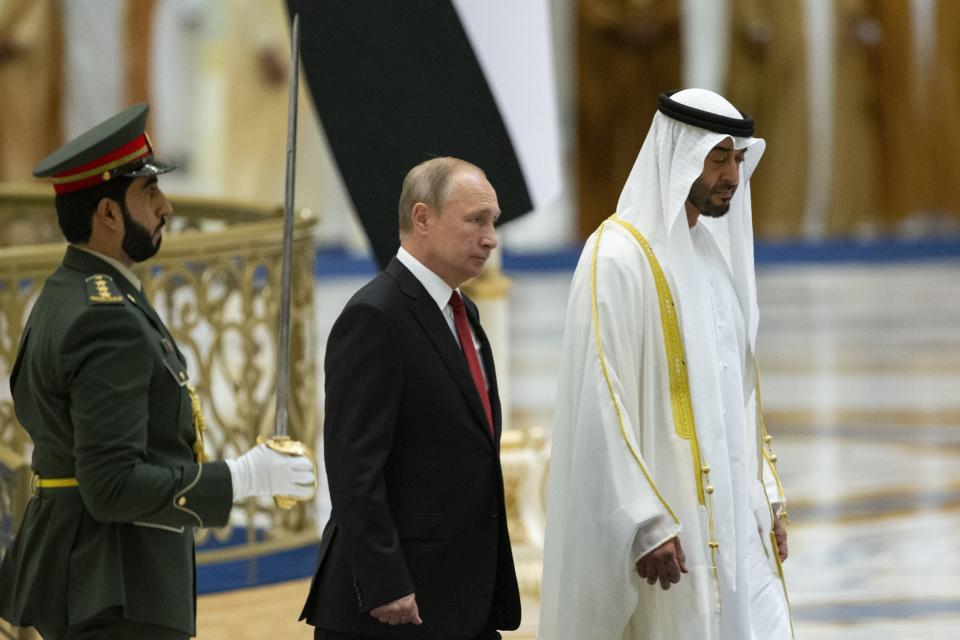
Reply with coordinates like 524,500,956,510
657,91,755,137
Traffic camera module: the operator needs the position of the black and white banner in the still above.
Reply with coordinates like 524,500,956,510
291,0,563,267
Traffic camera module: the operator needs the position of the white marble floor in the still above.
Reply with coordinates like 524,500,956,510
313,257,960,639
755,261,960,639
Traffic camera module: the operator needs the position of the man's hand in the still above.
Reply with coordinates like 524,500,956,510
772,515,788,562
635,536,688,590
370,593,422,626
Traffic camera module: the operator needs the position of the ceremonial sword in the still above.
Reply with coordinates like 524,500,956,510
258,12,318,509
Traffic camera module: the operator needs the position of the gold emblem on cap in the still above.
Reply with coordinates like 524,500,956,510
102,171,111,182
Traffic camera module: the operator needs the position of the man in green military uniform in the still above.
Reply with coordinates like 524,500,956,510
0,104,316,639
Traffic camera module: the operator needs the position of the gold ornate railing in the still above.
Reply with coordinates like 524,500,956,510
499,427,549,602
0,184,319,567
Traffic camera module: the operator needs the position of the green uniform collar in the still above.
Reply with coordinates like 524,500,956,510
70,245,142,291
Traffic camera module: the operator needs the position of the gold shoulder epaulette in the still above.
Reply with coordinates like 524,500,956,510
85,274,125,305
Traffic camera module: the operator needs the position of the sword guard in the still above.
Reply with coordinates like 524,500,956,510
257,434,318,510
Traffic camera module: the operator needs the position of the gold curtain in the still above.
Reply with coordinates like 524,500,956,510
218,0,291,204
874,0,930,227
932,0,960,221
575,0,681,239
726,0,808,239
0,0,62,183
124,0,157,107
827,0,884,235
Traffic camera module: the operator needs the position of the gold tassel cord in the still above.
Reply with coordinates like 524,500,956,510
187,384,208,463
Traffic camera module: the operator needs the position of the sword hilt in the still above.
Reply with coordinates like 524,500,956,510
257,434,318,510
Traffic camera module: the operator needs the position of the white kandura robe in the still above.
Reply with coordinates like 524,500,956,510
539,88,791,640
690,223,791,640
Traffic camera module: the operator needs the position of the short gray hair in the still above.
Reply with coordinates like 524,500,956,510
398,157,485,236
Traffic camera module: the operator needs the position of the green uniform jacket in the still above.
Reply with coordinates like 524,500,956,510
0,246,233,636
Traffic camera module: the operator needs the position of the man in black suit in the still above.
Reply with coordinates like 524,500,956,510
301,157,521,639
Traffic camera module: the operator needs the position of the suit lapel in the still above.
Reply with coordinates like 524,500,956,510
386,258,494,444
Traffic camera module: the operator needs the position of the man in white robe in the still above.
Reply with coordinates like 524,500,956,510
539,88,792,640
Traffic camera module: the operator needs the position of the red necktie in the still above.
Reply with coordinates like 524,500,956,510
449,291,494,435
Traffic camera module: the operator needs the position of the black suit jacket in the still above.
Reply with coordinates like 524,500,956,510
301,258,520,638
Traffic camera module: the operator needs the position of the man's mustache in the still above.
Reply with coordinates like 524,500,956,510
712,184,738,196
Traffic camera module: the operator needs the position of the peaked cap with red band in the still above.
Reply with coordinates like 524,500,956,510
33,103,175,195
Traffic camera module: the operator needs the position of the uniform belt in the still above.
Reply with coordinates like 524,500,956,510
31,475,79,494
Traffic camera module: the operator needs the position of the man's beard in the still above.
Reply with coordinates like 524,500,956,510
687,177,737,218
120,201,163,263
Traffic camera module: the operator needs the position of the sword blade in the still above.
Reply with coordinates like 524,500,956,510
274,12,300,439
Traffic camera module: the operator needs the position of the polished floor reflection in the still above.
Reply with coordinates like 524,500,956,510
758,260,960,639
197,257,960,639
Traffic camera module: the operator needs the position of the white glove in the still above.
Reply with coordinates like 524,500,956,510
225,444,316,502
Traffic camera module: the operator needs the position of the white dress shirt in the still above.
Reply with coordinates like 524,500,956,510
396,247,487,384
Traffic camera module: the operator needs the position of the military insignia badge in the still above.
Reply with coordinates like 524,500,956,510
85,274,125,305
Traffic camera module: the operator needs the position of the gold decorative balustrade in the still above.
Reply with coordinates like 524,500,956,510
0,184,319,568
499,426,549,602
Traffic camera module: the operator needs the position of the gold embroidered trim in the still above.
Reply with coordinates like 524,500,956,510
610,217,707,504
754,358,787,520
609,215,722,573
755,333,794,636
187,384,208,463
85,274,124,305
590,221,679,524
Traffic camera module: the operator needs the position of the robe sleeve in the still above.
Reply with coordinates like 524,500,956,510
540,226,681,639
589,232,682,558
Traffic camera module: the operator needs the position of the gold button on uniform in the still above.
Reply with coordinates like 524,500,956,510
705,485,714,494
177,496,187,507
769,454,778,463
764,434,773,443
701,464,711,474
